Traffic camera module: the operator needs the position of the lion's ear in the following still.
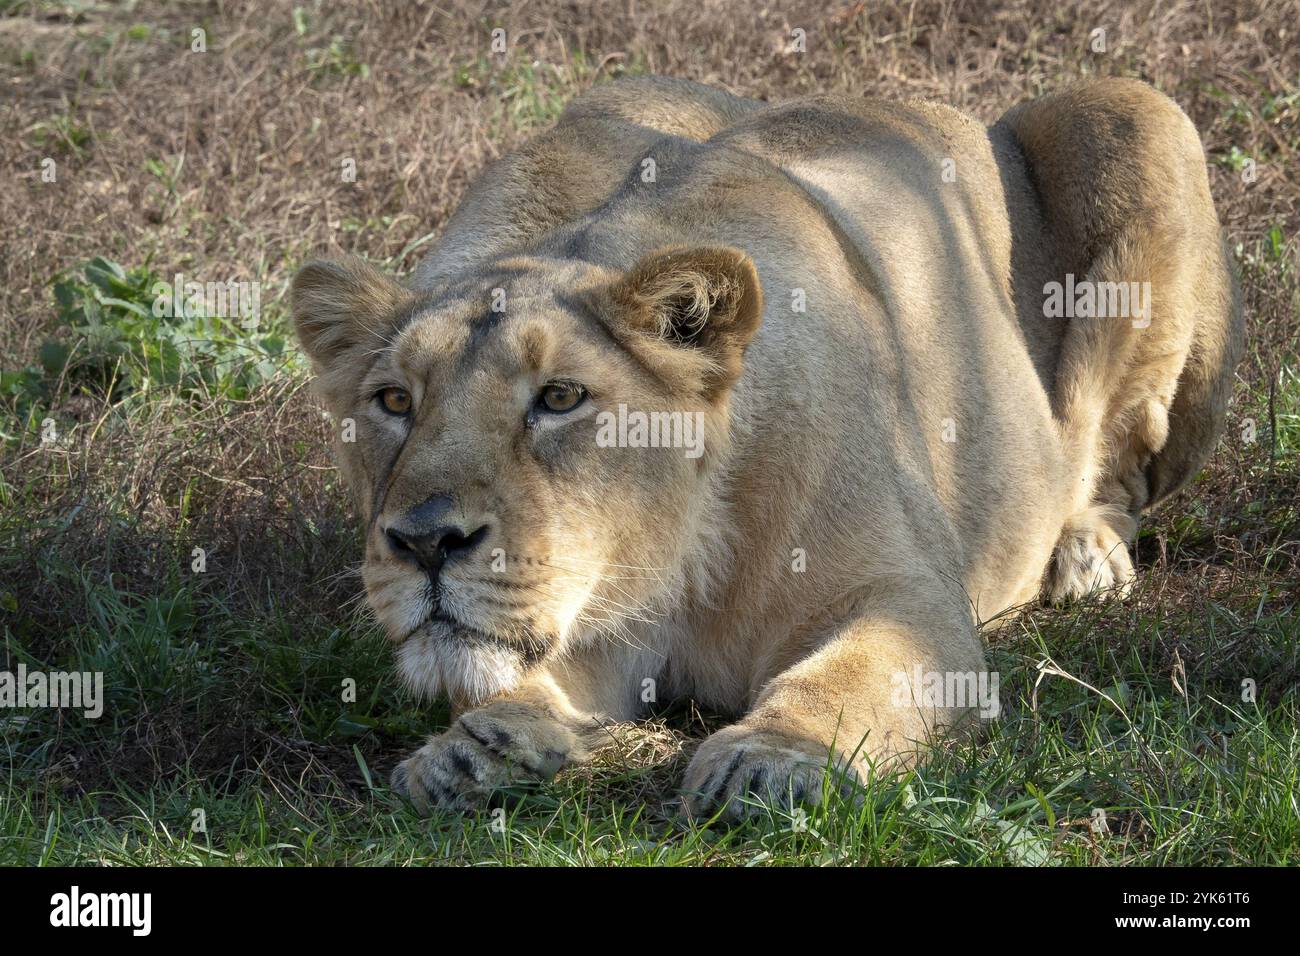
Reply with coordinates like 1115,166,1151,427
593,245,764,400
291,257,414,370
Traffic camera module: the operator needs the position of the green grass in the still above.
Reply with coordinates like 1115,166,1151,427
2,255,293,445
1,572,1295,865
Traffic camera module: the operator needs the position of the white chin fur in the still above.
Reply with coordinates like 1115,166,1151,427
396,629,524,706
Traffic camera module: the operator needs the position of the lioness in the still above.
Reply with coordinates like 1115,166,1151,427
292,76,1241,819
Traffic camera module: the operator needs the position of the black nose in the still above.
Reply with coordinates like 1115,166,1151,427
384,495,489,579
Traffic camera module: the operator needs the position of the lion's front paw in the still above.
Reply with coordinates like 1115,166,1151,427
390,703,580,813
680,725,862,823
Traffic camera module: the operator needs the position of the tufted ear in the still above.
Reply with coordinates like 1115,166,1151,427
590,245,764,401
291,257,415,371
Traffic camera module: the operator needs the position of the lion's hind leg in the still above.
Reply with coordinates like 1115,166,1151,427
1000,79,1243,603
1042,224,1192,602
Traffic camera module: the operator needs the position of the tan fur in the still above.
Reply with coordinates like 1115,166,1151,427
292,76,1242,820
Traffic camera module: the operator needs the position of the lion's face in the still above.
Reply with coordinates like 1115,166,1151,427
292,248,762,706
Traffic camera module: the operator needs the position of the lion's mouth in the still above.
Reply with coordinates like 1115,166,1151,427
400,606,483,644
430,604,471,631
389,578,486,642
409,606,550,663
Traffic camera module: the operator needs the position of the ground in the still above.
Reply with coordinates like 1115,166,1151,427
0,0,1296,865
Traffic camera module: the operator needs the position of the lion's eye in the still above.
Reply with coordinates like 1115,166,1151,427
538,382,587,414
377,387,412,416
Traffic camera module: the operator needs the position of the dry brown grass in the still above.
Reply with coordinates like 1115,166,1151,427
3,0,1296,330
3,0,1295,619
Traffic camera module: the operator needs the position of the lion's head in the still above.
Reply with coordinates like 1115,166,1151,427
291,247,762,707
